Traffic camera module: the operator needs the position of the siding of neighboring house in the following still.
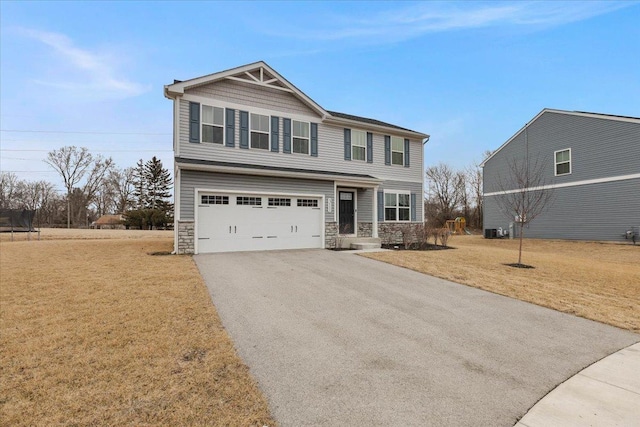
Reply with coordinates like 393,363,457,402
484,178,639,241
484,112,639,193
177,98,424,184
483,111,640,241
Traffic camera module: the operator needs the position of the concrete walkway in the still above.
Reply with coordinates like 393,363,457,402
195,249,639,426
516,342,640,427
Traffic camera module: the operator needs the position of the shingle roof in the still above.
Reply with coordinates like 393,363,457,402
175,157,379,180
327,111,418,133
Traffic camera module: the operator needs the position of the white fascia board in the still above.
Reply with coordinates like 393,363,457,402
324,116,428,140
175,161,383,186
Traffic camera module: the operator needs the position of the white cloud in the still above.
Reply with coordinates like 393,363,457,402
273,1,635,43
16,28,149,99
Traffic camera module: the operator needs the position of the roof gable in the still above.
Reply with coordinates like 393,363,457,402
481,108,640,166
165,61,328,119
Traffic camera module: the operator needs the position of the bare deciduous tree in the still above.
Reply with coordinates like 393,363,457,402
493,156,554,266
44,146,113,227
0,172,21,209
44,146,94,228
110,167,136,214
425,163,464,226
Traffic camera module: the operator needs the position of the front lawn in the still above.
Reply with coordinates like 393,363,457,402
363,235,640,332
0,232,275,426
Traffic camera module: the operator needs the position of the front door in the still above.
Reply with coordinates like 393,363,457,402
338,191,355,234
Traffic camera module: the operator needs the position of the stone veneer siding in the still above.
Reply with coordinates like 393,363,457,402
357,222,373,237
177,220,195,254
325,222,338,249
378,222,423,245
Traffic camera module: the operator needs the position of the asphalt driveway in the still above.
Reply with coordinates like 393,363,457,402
195,249,638,426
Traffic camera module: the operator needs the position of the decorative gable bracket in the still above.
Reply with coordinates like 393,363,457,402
226,67,293,93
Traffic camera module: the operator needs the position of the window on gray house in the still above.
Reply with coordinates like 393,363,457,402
202,105,224,144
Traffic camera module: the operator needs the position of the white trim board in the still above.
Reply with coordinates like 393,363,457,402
484,173,640,197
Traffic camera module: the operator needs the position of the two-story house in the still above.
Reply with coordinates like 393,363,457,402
482,109,640,241
164,62,429,254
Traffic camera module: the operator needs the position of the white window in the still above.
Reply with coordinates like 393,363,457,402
555,148,571,176
384,191,410,222
293,120,310,154
391,136,404,165
202,105,224,144
250,113,270,150
352,130,366,161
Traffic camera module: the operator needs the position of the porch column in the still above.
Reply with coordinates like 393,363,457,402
372,186,379,238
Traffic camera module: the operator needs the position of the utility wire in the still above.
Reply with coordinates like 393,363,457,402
1,129,171,135
1,149,173,153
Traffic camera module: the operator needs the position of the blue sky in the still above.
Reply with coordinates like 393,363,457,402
1,1,639,193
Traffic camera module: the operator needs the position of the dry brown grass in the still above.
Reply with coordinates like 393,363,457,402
0,227,172,242
363,235,640,333
0,231,275,426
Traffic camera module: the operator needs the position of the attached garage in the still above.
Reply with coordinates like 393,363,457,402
196,191,324,253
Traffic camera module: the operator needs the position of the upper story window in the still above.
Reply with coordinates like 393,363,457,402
352,130,366,161
293,120,310,154
202,105,224,144
250,113,270,150
384,192,410,222
555,148,571,176
391,136,404,165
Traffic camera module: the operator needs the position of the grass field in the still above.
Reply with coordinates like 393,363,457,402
363,235,640,333
0,229,275,426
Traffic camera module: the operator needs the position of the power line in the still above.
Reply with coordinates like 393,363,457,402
1,129,171,136
1,149,173,153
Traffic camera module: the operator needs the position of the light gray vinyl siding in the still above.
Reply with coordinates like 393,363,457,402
187,79,318,117
180,170,334,221
484,112,640,194
379,180,424,222
484,178,640,241
356,188,373,222
180,99,423,183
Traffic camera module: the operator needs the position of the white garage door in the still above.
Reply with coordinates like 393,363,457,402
197,193,323,253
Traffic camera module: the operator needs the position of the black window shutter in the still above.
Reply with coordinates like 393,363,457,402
377,190,384,221
366,132,373,163
189,102,200,143
310,123,318,157
404,138,410,167
410,193,417,221
271,116,279,152
283,118,291,153
344,128,351,161
225,109,236,147
384,136,391,165
239,110,248,149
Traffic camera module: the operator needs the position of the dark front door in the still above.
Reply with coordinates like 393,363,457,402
338,191,355,234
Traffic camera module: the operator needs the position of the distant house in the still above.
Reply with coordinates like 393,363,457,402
92,214,125,230
482,109,640,241
164,61,429,254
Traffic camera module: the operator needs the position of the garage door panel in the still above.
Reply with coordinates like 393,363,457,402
197,193,323,253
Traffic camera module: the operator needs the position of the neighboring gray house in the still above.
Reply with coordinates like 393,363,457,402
482,109,640,241
164,62,428,254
